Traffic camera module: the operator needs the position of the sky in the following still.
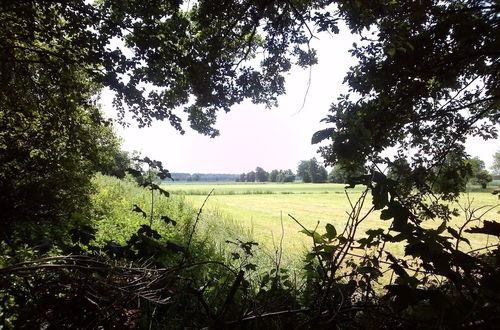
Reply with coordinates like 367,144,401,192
101,28,499,174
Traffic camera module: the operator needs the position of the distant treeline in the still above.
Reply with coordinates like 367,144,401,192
170,173,240,182
168,169,296,183
238,167,296,182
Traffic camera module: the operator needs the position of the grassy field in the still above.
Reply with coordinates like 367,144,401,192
164,182,500,264
166,182,366,195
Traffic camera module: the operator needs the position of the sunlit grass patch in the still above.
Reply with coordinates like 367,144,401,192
177,183,499,262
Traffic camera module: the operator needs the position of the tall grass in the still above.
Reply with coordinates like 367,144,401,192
91,174,258,264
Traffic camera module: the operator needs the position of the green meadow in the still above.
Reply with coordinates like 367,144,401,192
165,182,500,263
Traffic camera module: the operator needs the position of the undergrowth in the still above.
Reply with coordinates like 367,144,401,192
1,171,499,329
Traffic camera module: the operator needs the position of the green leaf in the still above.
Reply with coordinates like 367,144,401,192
161,215,177,226
158,186,170,197
323,245,336,253
436,220,447,234
166,241,186,253
372,183,389,210
244,263,257,271
447,227,470,246
304,253,315,262
158,169,173,180
132,204,147,218
261,274,270,287
126,168,143,178
302,229,325,244
311,127,335,144
366,228,385,236
325,223,337,239
313,232,326,244
358,266,382,277
386,201,411,232
380,208,393,220
387,47,396,56
300,229,313,237
465,220,500,236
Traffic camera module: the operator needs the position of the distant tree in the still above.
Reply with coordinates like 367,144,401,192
492,151,500,175
328,165,346,183
171,173,191,181
427,151,471,196
98,149,132,179
328,163,368,183
276,170,284,183
475,170,493,189
466,157,486,174
282,169,296,182
316,166,328,183
298,158,327,183
239,173,247,182
255,167,269,182
177,173,239,182
269,169,279,182
465,157,493,188
246,171,256,182
297,161,312,183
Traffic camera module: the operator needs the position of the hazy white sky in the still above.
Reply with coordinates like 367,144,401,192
101,28,499,174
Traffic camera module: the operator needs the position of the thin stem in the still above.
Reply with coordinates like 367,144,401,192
149,165,154,226
288,214,327,278
186,188,215,254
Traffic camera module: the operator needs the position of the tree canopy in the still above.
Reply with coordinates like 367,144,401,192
5,0,496,170
3,1,497,146
239,167,295,182
465,157,493,188
255,167,269,182
297,158,327,183
0,29,121,237
1,0,325,138
313,0,498,195
327,165,346,183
